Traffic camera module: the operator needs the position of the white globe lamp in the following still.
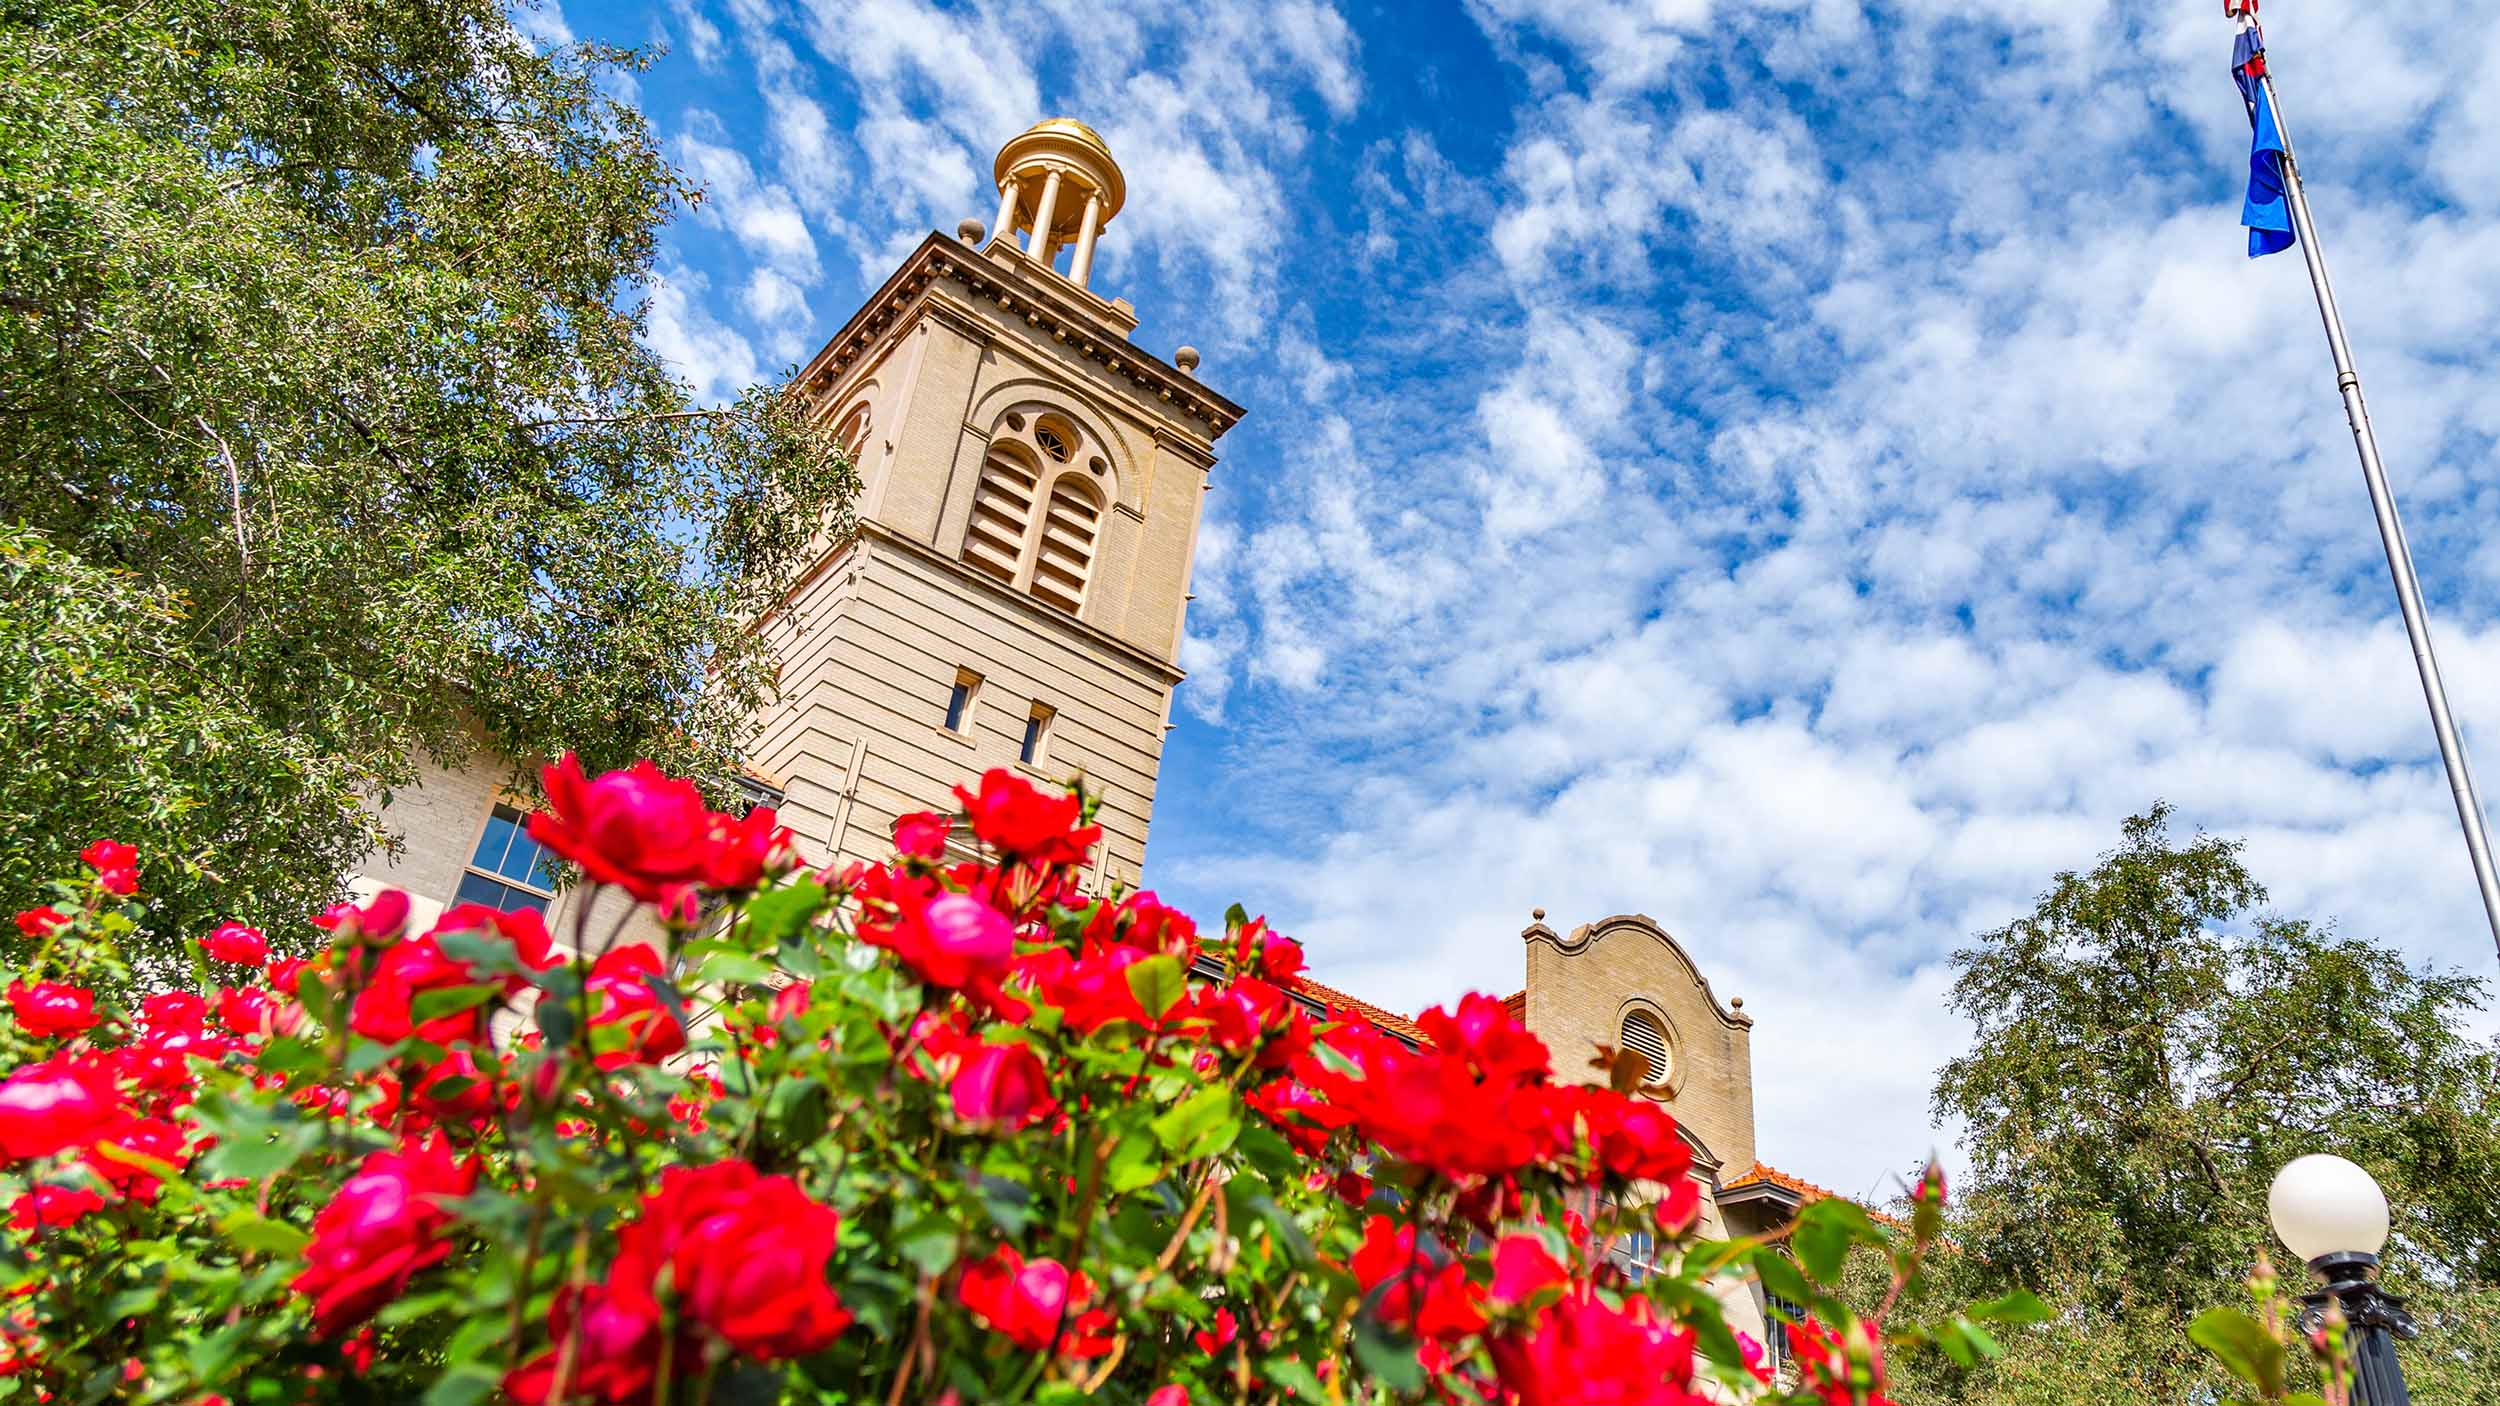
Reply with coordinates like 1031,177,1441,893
2267,1153,2390,1265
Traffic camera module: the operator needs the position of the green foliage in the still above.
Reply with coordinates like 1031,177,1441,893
1891,804,2500,1402
0,529,375,964
0,0,856,956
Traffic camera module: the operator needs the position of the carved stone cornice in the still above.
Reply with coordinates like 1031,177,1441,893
790,232,1243,442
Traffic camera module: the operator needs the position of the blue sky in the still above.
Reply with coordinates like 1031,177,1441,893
544,0,2500,1197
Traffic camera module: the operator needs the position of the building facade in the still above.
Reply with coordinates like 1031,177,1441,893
348,118,1830,1365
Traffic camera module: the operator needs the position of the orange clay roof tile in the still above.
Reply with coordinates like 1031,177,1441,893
1285,976,1429,1044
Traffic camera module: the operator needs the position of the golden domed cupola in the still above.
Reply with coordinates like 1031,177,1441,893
989,119,1127,290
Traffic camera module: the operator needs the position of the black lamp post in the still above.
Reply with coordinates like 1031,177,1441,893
2268,1155,2419,1406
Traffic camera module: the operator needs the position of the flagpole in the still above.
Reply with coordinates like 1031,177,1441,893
2254,57,2500,962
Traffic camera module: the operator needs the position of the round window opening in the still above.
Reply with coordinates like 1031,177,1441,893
1620,1010,1673,1090
1033,418,1076,462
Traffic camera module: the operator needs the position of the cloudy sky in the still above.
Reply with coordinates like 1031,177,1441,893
560,0,2500,1198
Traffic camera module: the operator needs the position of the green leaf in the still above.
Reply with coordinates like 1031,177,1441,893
1104,1130,1167,1195
1967,1288,2053,1325
215,1210,308,1256
2188,1306,2288,1394
1753,1252,1815,1315
200,1122,312,1183
1263,1356,1327,1402
697,951,775,987
765,1077,829,1146
1151,1086,1241,1161
1792,1197,1883,1284
1351,1315,1425,1394
1124,953,1187,1018
409,982,501,1022
422,1365,500,1406
743,878,826,946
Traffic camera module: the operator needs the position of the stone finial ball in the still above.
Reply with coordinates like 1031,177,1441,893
1530,907,1545,921
1730,997,1744,1009
1174,345,1201,374
957,218,986,244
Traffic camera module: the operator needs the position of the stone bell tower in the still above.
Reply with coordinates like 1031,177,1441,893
748,119,1242,890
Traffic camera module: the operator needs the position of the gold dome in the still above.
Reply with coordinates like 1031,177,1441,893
993,118,1126,226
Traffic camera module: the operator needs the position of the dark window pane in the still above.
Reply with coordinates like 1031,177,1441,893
1020,714,1042,763
945,683,971,731
469,810,520,872
455,870,512,911
456,870,551,915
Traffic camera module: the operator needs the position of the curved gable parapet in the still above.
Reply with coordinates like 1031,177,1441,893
1523,913,1753,1031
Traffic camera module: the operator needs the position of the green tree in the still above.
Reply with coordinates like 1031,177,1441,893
0,0,855,947
1890,805,2500,1402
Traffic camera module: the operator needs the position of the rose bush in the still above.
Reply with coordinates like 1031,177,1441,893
0,758,2039,1403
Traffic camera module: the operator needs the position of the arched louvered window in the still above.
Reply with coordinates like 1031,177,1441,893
1620,1009,1672,1087
962,450,1038,585
1030,476,1102,614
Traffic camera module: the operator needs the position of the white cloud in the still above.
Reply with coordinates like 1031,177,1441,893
642,264,761,402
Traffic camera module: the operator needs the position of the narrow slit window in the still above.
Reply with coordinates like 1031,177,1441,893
1020,704,1055,766
944,669,982,734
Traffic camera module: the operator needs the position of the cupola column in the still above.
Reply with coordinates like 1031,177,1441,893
1068,193,1104,287
1025,169,1064,260
990,177,1021,247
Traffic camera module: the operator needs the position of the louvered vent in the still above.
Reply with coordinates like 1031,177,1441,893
1620,1011,1671,1086
963,453,1037,584
1031,479,1102,614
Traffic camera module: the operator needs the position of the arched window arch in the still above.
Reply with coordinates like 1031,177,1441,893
961,404,1116,618
833,404,870,458
1619,1008,1674,1089
1030,475,1103,613
962,446,1039,586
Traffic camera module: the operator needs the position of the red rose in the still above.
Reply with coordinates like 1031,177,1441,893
701,805,801,893
893,810,952,859
1148,1389,1189,1406
1192,1306,1237,1355
1351,1215,1486,1340
9,1183,106,1231
1787,1317,1896,1406
13,907,68,940
667,1171,852,1358
95,866,137,897
82,1115,190,1201
583,944,685,1070
1589,1095,1691,1185
79,840,134,872
203,922,269,965
7,982,98,1039
312,890,410,944
409,1047,506,1126
856,875,1014,994
958,1246,1108,1354
1490,1291,1706,1406
216,985,275,1039
0,1056,122,1161
505,1284,663,1405
529,753,718,903
1488,1234,1568,1308
950,1041,1056,1131
267,955,314,996
424,903,559,973
292,1133,477,1338
952,770,1102,866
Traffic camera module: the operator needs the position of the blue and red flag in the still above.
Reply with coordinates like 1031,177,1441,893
2235,24,2295,257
